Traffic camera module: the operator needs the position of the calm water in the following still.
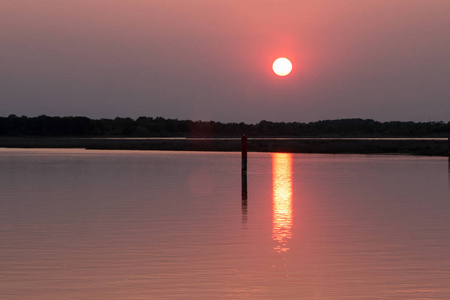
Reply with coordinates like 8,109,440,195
1,149,450,299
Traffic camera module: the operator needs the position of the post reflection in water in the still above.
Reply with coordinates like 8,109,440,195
241,170,248,224
448,157,450,194
272,153,293,253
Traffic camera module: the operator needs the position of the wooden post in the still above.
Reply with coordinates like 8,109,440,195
242,132,247,173
241,132,248,224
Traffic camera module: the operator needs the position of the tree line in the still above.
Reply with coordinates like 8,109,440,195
1,114,450,137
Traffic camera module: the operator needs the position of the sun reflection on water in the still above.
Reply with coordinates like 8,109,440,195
272,153,293,253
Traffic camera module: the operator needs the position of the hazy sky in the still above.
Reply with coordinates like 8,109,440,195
1,0,449,123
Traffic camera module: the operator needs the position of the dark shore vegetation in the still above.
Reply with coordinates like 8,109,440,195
1,115,449,156
2,114,450,138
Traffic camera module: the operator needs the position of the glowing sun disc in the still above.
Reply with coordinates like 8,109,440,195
272,58,292,76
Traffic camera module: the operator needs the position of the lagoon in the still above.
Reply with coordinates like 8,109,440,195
1,149,450,299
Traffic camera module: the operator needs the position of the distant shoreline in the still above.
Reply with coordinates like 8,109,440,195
1,137,449,156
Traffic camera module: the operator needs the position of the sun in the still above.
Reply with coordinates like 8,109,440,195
272,58,292,76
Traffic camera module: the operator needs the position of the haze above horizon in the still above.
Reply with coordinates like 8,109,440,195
1,1,449,123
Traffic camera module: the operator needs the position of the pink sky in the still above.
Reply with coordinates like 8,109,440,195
1,0,449,122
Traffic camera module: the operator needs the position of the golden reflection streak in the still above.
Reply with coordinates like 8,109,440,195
272,153,293,253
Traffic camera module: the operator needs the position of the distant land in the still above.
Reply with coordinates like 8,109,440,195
2,114,450,138
1,115,449,156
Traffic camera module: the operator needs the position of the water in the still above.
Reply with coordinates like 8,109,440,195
1,149,450,299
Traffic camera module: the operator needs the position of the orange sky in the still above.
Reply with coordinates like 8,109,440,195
1,0,449,122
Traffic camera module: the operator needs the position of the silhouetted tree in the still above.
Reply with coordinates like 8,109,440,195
1,115,449,137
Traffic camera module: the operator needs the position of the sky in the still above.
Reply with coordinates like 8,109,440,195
1,0,449,123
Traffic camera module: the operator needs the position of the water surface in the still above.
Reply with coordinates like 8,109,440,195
1,149,449,299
